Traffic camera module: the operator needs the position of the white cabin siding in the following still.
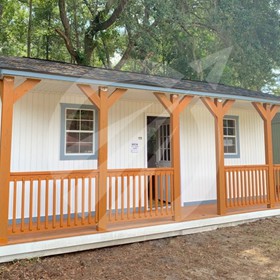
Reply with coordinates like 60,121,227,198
9,90,266,208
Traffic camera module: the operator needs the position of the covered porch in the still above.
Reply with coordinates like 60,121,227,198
1,57,280,246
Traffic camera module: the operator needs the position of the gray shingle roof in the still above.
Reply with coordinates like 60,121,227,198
0,56,279,102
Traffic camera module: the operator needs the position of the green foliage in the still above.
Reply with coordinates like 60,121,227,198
0,0,280,92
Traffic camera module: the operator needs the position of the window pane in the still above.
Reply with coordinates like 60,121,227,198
66,120,80,130
224,137,235,147
81,110,94,120
81,121,93,131
224,137,236,154
80,133,93,142
227,146,236,153
227,120,235,127
66,132,79,143
66,143,79,153
228,128,235,136
223,120,228,127
66,109,80,120
80,143,93,153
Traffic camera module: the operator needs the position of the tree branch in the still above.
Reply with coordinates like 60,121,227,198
114,39,134,70
57,0,83,64
83,0,95,17
55,29,77,58
96,0,129,32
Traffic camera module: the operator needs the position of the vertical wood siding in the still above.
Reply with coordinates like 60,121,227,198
7,89,265,216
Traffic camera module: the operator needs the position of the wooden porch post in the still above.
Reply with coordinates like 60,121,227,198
78,85,127,230
0,76,40,245
201,97,235,215
154,92,193,221
252,102,280,208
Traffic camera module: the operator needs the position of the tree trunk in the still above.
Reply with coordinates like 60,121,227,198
27,0,33,57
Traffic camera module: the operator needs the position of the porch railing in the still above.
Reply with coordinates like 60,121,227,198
225,165,269,208
8,167,174,235
9,170,99,234
107,168,174,223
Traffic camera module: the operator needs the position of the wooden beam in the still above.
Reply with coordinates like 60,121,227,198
154,92,173,114
270,105,280,120
154,92,193,221
77,84,101,109
0,77,15,245
201,97,235,215
78,85,127,231
107,88,127,108
177,95,194,114
252,102,280,208
97,87,109,231
14,79,40,103
222,100,235,116
200,97,219,118
252,102,268,121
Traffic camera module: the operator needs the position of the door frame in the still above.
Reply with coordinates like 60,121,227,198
145,113,169,169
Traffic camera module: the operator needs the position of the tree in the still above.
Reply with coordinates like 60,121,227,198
0,0,280,93
56,0,129,65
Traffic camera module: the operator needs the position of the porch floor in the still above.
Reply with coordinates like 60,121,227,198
7,203,279,246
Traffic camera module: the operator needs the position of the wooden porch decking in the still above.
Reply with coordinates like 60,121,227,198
7,203,278,246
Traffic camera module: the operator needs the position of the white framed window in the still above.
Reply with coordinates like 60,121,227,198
223,116,240,158
60,104,97,160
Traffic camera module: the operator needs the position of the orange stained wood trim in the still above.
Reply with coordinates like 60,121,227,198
252,102,280,121
96,88,109,230
13,79,40,103
154,92,194,221
107,88,127,108
0,76,40,244
77,84,101,109
201,97,235,215
153,92,193,114
0,80,2,101
77,85,127,110
77,85,127,231
224,165,269,208
0,77,14,244
201,97,235,118
10,169,99,179
252,102,280,208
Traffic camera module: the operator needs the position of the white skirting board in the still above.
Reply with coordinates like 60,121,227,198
1,209,280,263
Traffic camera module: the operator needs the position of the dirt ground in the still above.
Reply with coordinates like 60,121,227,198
1,217,280,280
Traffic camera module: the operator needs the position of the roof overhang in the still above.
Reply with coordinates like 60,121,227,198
1,68,280,105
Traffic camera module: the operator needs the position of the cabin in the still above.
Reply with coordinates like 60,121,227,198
1,56,280,262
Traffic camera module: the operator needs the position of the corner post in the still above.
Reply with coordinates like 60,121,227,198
201,98,235,215
252,102,279,208
0,77,15,245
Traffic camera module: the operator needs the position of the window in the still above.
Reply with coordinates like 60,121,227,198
60,104,97,160
223,116,240,158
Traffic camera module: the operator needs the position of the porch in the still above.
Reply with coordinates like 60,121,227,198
5,164,280,245
3,200,280,264
1,57,280,249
